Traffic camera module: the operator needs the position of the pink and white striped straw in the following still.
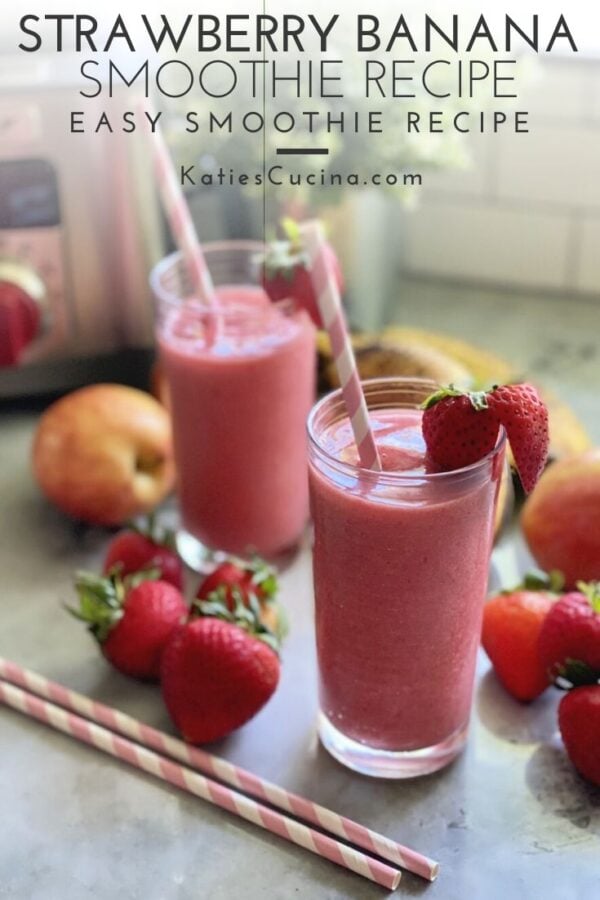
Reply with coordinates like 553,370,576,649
0,657,438,882
141,99,217,307
300,221,381,471
0,678,401,891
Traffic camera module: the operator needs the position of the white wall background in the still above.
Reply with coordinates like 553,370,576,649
399,57,600,296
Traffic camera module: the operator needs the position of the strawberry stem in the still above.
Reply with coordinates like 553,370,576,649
66,568,159,643
512,570,565,594
576,581,600,614
191,589,282,655
554,658,600,689
422,384,493,412
127,514,177,552
280,216,302,248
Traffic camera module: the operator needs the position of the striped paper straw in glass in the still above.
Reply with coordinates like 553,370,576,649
140,99,217,307
300,221,381,471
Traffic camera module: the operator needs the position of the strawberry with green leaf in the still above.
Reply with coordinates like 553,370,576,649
261,218,344,327
481,571,563,701
161,593,281,744
195,556,285,640
67,570,188,681
103,516,184,590
538,581,600,685
422,387,500,471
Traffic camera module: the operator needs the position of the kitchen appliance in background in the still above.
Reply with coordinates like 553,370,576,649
0,54,165,398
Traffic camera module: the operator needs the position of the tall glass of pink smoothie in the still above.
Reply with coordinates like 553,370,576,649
308,377,506,778
152,242,315,561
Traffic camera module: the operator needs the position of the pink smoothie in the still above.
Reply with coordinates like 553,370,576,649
159,286,315,557
309,407,502,752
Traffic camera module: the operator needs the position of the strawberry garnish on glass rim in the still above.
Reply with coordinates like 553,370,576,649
487,383,549,494
422,382,549,493
260,218,344,327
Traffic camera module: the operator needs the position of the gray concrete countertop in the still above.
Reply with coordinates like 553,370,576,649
0,406,598,900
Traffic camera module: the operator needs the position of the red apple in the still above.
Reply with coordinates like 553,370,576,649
32,384,175,526
521,450,600,587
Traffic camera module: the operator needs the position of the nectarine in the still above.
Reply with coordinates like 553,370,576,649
32,384,175,526
521,450,600,587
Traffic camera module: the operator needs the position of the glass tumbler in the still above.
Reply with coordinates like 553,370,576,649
308,377,506,777
152,242,316,564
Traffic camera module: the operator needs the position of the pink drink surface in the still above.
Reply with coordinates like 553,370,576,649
159,285,315,557
310,408,499,751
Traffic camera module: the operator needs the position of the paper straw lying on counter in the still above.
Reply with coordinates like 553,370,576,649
0,678,401,891
300,220,381,471
140,98,217,308
0,657,438,882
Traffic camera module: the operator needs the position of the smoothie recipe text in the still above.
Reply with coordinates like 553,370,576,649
16,12,579,140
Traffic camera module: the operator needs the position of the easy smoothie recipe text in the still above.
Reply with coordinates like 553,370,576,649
16,12,579,139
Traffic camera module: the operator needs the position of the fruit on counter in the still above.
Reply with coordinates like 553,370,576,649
32,384,175,527
261,218,343,327
422,383,549,493
521,451,600,587
382,326,515,388
538,583,600,682
104,518,184,591
316,328,507,394
161,597,281,744
326,342,472,392
68,570,188,681
481,574,561,701
195,556,284,638
558,686,600,786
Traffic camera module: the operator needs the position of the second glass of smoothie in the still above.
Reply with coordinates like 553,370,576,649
153,242,316,561
308,377,506,778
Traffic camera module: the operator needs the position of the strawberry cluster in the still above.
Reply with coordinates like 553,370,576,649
482,573,600,786
67,519,284,744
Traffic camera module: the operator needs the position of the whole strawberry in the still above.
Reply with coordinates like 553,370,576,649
68,571,188,681
538,582,600,682
196,556,284,637
422,382,549,493
558,686,600,785
481,572,561,701
422,387,500,470
104,517,183,590
197,557,276,605
261,218,343,327
161,597,281,744
487,384,549,494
